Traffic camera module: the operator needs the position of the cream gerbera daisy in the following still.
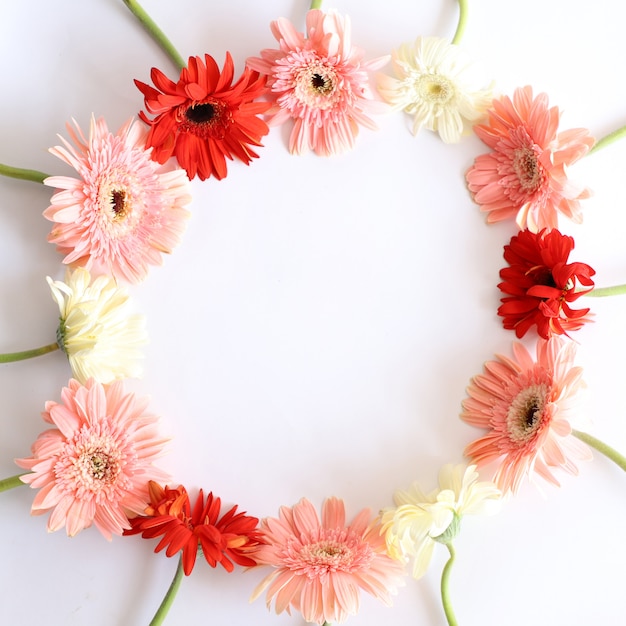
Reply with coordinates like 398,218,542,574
48,267,147,384
377,36,493,143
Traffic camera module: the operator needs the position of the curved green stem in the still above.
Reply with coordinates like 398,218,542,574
123,0,186,72
451,0,469,45
572,430,626,473
0,163,50,184
584,284,626,297
310,0,323,8
589,124,626,155
440,543,459,626
0,474,28,493
0,343,59,363
149,555,184,626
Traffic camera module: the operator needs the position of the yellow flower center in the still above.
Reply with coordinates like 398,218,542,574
417,74,454,105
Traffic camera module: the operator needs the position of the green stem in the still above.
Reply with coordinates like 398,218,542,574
310,0,323,8
572,430,626,473
0,343,59,363
0,474,28,493
589,124,626,155
451,0,469,45
584,284,626,297
440,543,459,626
0,163,50,184
149,555,184,626
123,0,186,72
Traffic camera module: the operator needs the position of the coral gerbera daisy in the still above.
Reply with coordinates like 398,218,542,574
466,85,594,231
377,36,493,143
246,9,388,156
250,497,405,624
123,481,262,576
135,53,270,181
49,267,147,384
44,116,191,283
382,464,501,579
498,228,595,338
461,337,592,493
15,378,169,539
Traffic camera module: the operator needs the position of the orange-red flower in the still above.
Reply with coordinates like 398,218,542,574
135,54,270,181
498,228,595,338
124,481,262,575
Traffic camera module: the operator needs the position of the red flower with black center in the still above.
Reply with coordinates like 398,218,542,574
497,228,595,338
135,53,270,181
124,481,262,575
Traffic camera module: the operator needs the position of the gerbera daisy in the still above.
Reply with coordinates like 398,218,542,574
377,36,493,143
15,378,168,539
246,9,388,156
124,481,262,576
44,116,191,283
498,228,595,338
135,53,270,180
382,464,501,579
250,497,405,624
48,267,147,384
461,337,592,493
466,85,594,231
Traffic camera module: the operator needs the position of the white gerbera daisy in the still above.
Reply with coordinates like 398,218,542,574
48,267,147,383
377,36,493,143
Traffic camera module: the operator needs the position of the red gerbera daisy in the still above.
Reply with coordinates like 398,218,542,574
124,481,262,575
497,228,595,338
135,53,271,181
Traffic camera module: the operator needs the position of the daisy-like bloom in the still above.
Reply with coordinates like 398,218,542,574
246,9,389,156
48,267,147,384
135,53,270,181
461,337,592,494
498,228,595,338
15,378,168,539
124,481,262,576
381,464,501,579
44,115,191,283
376,36,493,143
250,497,405,624
466,85,594,231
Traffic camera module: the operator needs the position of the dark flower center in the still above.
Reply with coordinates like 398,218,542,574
186,103,217,124
527,266,556,290
311,72,333,94
506,383,549,444
110,189,128,220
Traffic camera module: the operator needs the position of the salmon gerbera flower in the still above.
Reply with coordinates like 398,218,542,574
498,228,595,338
15,379,169,539
134,53,270,180
247,9,388,156
44,116,191,283
250,497,405,624
466,86,594,231
123,481,262,576
461,337,592,494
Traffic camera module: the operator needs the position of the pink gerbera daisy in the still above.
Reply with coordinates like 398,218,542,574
44,116,191,283
15,378,169,539
250,497,405,624
247,9,388,155
466,86,594,231
461,337,592,493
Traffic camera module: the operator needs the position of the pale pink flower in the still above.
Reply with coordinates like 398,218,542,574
461,337,592,493
15,378,168,539
44,116,192,283
250,497,405,624
247,9,388,155
466,86,594,231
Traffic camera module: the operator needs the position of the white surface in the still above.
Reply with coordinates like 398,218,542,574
1,1,626,624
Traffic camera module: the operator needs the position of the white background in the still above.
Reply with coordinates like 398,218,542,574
1,1,626,624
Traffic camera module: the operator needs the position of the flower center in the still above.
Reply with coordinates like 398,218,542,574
506,384,549,444
294,62,338,110
512,146,543,192
110,189,128,220
178,100,229,138
527,265,556,290
417,74,454,105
